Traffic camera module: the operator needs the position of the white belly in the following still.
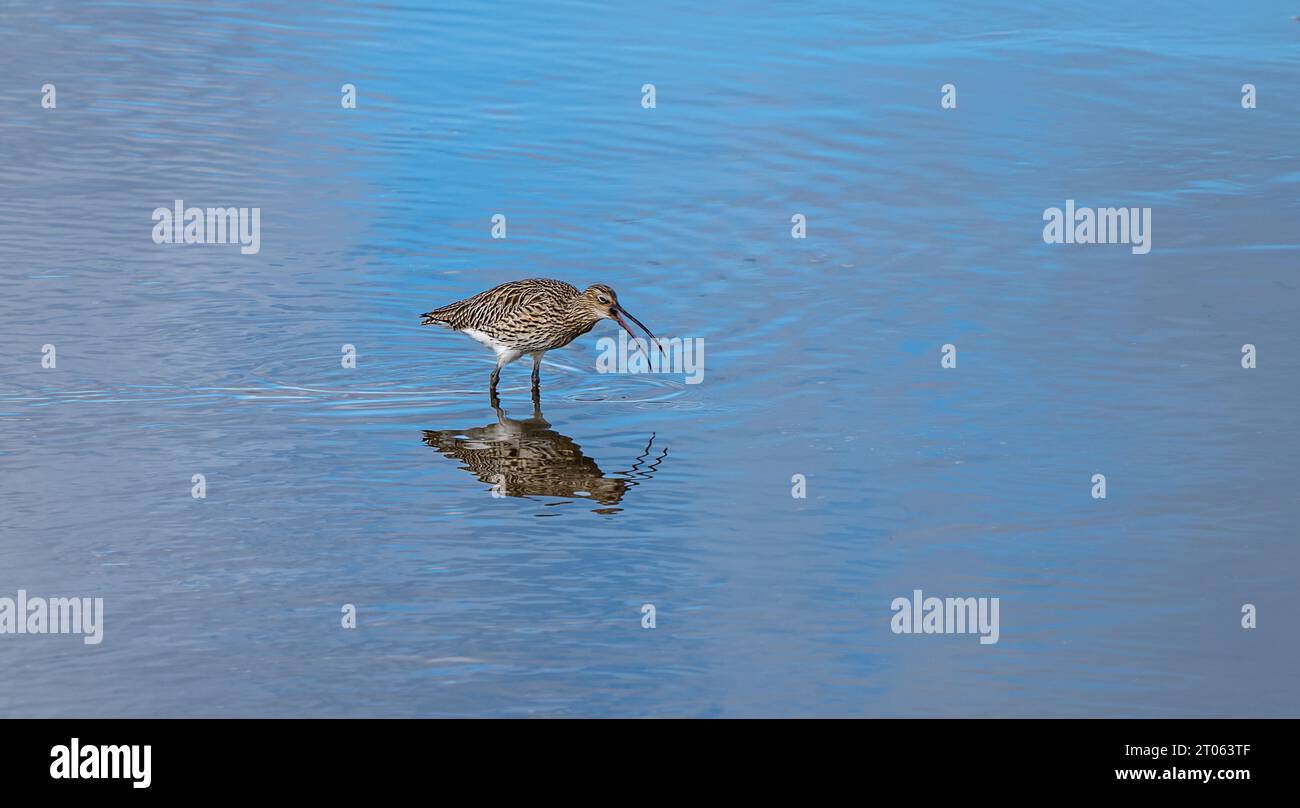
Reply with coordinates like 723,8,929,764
462,328,524,365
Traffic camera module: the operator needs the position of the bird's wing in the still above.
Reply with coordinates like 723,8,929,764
422,279,578,330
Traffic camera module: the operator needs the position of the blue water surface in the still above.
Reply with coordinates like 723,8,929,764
0,1,1296,716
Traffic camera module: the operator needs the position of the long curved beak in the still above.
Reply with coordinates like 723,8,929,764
612,307,668,362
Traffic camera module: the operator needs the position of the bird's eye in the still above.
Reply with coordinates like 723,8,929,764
597,295,609,304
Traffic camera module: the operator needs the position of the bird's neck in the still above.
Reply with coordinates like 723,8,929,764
564,299,599,328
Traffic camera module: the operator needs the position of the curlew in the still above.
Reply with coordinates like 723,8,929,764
421,278,664,393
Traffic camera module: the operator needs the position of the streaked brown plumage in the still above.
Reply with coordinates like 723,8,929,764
421,278,661,392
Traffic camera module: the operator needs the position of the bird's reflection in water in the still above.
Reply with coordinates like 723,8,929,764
421,392,667,514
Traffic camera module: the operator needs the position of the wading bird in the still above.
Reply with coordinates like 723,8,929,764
421,278,663,393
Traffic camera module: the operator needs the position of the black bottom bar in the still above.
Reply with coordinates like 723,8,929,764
2,718,1281,794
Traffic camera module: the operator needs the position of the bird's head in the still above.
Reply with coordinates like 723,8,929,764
578,283,667,361
578,283,622,321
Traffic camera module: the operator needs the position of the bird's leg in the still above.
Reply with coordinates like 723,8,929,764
490,363,502,393
530,353,542,392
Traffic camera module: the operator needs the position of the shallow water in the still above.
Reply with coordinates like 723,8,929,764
1,1,1297,716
